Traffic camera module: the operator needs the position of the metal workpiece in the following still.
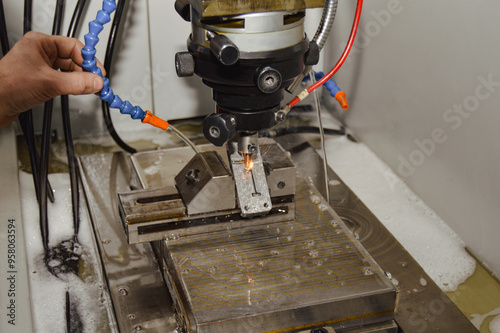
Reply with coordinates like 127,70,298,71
228,140,273,218
161,174,397,333
186,0,324,17
175,151,235,215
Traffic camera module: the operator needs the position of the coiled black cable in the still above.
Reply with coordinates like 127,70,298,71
39,0,65,251
102,0,137,154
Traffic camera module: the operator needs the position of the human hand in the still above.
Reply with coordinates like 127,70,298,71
0,31,106,128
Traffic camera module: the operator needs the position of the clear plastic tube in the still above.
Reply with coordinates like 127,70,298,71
167,124,200,154
310,70,330,203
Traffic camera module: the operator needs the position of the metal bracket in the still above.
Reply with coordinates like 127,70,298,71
228,141,272,218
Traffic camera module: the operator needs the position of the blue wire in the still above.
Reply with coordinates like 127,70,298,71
81,0,146,120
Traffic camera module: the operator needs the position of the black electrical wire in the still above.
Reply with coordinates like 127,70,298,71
0,0,9,55
65,291,71,332
61,0,87,237
102,0,137,154
39,0,65,252
19,0,56,204
261,126,346,138
23,0,32,35
39,101,53,251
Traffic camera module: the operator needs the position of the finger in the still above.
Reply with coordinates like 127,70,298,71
96,58,106,77
51,71,104,96
48,35,106,76
53,58,84,72
54,57,107,78
48,35,86,65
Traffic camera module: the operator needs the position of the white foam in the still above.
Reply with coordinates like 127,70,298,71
470,307,500,330
490,313,500,333
323,135,476,292
19,171,109,332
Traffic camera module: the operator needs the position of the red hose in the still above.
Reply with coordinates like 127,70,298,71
288,0,363,108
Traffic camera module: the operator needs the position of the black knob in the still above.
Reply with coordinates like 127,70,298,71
203,113,236,146
257,67,282,93
210,34,239,66
175,52,195,77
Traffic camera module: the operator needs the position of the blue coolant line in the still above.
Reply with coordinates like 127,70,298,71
81,0,146,121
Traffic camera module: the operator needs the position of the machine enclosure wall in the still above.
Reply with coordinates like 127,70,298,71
325,0,500,277
2,0,499,278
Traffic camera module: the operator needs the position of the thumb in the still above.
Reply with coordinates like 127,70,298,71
52,71,104,96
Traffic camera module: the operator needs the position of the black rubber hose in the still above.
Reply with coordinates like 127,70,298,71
261,126,346,137
23,0,32,35
21,0,57,203
65,291,71,333
61,0,87,236
102,0,137,154
52,0,64,35
61,96,80,235
39,0,65,251
0,0,9,55
39,100,53,251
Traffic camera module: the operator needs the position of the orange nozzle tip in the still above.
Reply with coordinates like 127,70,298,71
335,91,349,110
142,110,169,130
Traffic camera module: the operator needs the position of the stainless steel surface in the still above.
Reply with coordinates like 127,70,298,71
79,153,177,333
79,133,478,332
229,141,273,218
118,186,186,244
130,145,222,190
121,142,295,244
160,173,396,333
175,151,235,215
275,135,479,332
262,143,296,198
118,184,294,244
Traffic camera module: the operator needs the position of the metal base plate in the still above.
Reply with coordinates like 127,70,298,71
78,135,478,332
125,141,397,332
160,174,397,333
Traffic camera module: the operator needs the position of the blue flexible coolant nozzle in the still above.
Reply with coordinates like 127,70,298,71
81,0,146,121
